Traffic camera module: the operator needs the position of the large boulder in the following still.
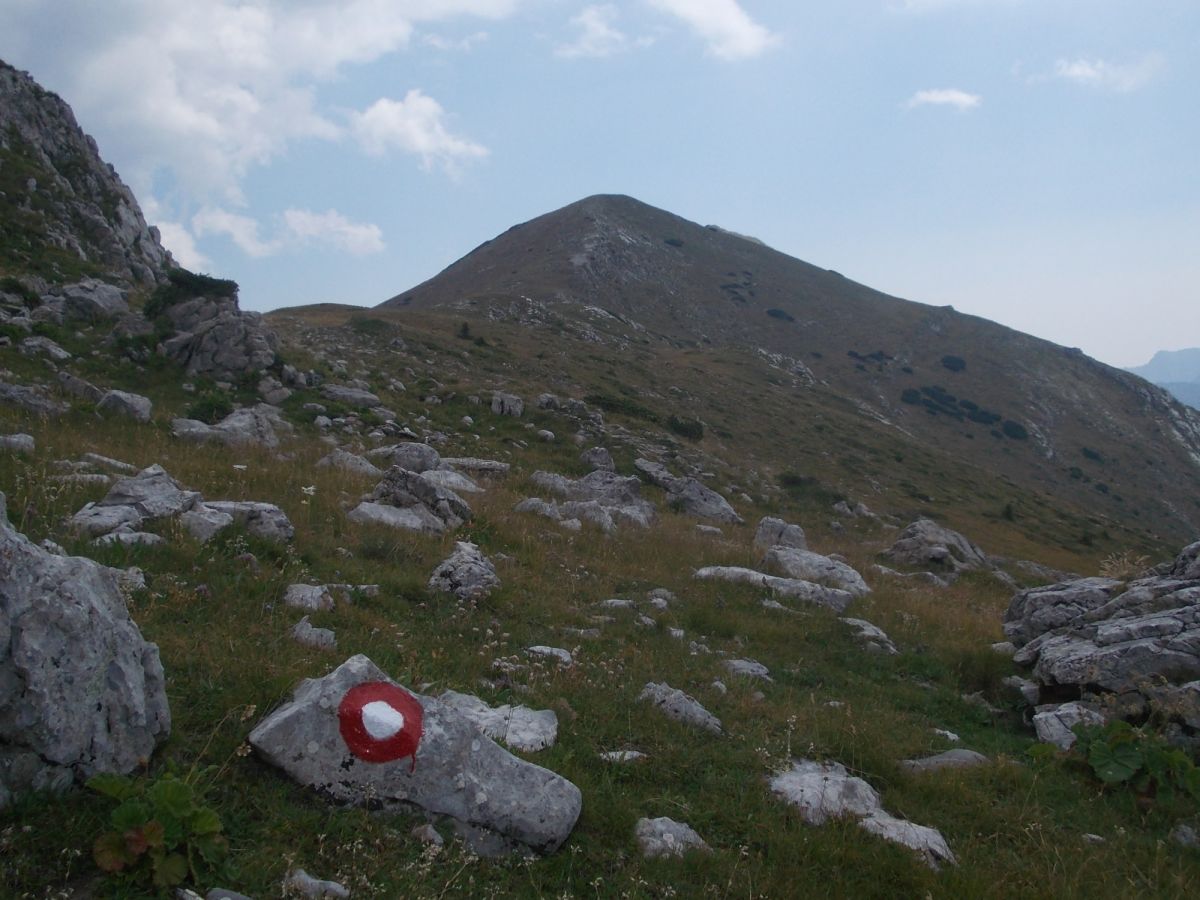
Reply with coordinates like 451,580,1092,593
161,295,277,380
491,392,524,417
634,458,742,524
0,381,67,418
349,467,472,535
754,516,807,552
1002,577,1125,647
248,655,582,854
763,547,869,597
96,389,152,423
172,404,291,449
1,492,170,806
56,279,129,322
882,519,989,574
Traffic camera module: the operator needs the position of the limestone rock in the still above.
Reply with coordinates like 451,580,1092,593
203,501,294,543
292,616,336,651
580,447,615,472
0,433,35,454
635,817,710,859
764,547,869,597
369,441,440,473
900,749,989,773
161,296,277,380
634,458,742,524
57,280,130,322
693,566,854,613
491,392,524,417
354,467,472,534
838,618,898,655
172,404,291,449
316,448,382,478
248,655,582,853
421,469,482,494
882,519,989,574
1002,577,1125,647
96,389,152,423
769,759,955,869
282,869,349,899
754,516,807,551
178,504,235,543
637,682,722,734
428,542,500,601
0,381,67,418
1032,702,1104,750
0,492,170,806
438,691,558,752
724,659,772,681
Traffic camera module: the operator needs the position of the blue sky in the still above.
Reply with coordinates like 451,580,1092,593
2,1,1196,367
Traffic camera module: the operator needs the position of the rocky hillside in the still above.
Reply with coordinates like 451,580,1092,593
3,63,1200,899
0,60,171,287
1129,348,1200,410
380,194,1200,549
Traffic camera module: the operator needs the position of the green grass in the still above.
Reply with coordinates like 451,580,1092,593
2,308,1198,898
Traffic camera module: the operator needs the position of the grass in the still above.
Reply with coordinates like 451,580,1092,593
2,309,1198,898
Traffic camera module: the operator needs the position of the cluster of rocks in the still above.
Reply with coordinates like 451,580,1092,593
1003,540,1200,749
349,466,473,535
0,492,170,806
69,463,294,546
172,404,293,449
518,466,656,533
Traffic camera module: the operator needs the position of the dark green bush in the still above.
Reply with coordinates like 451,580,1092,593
765,308,794,322
667,415,704,441
184,393,233,424
663,237,684,248
584,393,659,423
1002,420,1029,440
941,355,966,372
1082,446,1104,462
900,388,921,404
144,268,237,320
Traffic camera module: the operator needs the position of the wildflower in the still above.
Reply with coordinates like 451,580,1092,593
301,485,317,496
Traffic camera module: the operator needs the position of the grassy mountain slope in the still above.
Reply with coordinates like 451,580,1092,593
379,195,1200,550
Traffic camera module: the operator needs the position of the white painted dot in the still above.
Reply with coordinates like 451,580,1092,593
361,700,405,740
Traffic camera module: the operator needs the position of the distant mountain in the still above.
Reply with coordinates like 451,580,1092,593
379,194,1200,544
1127,349,1200,410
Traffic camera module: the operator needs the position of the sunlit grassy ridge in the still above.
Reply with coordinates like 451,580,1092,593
2,310,1197,898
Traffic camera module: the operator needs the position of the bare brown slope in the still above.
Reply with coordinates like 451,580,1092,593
377,194,1200,543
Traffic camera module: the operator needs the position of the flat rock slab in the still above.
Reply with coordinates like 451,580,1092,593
248,654,581,854
769,759,955,869
635,816,711,859
204,500,294,543
900,749,989,773
438,691,558,752
765,547,869,597
838,617,898,655
316,448,382,478
638,682,722,734
754,516,807,551
348,500,445,534
724,658,772,681
693,566,853,613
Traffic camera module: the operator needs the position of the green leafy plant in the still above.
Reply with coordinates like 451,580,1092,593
1072,720,1200,802
86,770,227,892
667,414,704,441
144,268,238,320
185,392,234,425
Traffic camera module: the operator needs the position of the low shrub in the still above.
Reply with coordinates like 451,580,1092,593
144,268,237,320
667,415,704,441
184,392,234,424
941,355,966,372
1002,420,1029,440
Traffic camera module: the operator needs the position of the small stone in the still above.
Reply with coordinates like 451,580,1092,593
599,750,647,763
526,645,573,666
411,823,445,846
292,616,336,651
282,868,349,899
635,816,710,859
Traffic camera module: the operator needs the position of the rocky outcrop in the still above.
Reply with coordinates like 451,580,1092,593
1,491,170,806
161,295,278,380
0,60,171,285
527,469,656,531
0,381,67,418
491,392,524,417
1004,541,1200,732
882,519,989,574
248,655,582,854
634,458,742,524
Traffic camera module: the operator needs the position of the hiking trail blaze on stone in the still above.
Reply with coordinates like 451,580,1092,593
338,682,423,765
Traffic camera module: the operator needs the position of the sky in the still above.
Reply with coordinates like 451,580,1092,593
1,1,1197,368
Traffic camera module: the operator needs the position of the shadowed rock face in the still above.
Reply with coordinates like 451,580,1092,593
248,655,582,854
882,519,990,574
0,492,170,807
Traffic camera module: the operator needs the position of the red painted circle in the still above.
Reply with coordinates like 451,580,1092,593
337,682,424,764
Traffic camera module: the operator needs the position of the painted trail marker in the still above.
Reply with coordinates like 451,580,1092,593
338,682,423,766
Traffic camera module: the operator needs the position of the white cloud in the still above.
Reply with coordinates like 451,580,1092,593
350,91,489,172
155,221,210,271
556,5,640,59
422,31,490,51
645,0,779,61
192,208,282,258
191,206,385,258
282,209,385,256
905,88,982,110
0,0,519,205
1053,55,1164,93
